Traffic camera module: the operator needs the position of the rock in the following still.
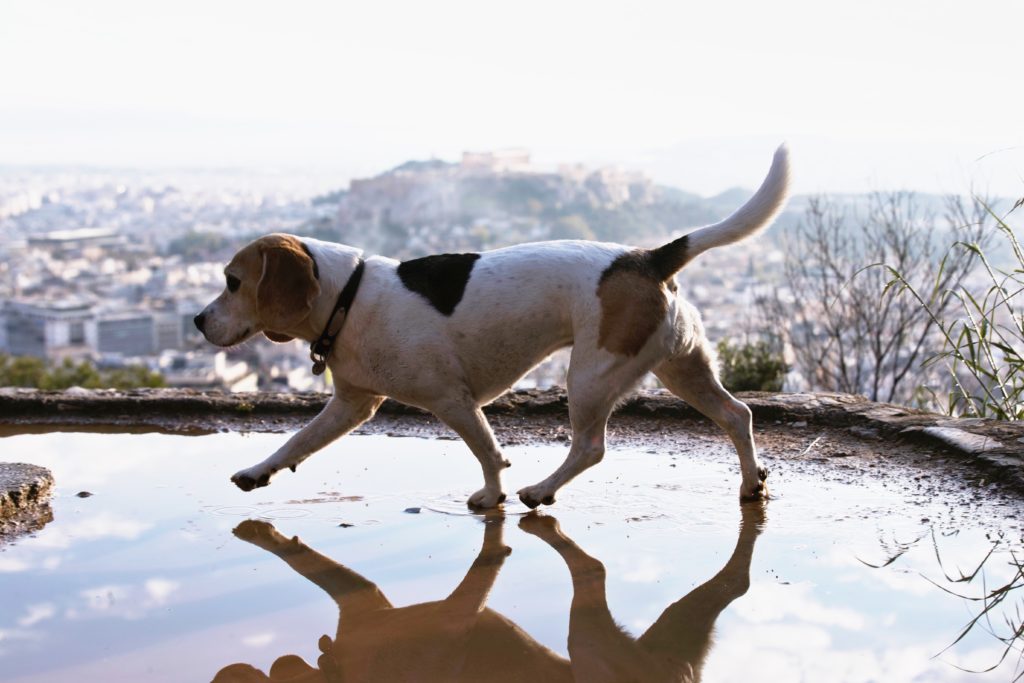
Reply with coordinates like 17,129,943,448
849,426,882,440
915,427,1004,455
1,462,54,542
1,463,53,517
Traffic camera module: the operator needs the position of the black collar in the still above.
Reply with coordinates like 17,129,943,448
309,258,365,376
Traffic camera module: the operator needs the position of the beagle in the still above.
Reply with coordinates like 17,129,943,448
195,145,790,508
213,505,764,682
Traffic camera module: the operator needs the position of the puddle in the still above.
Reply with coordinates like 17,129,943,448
0,430,1022,682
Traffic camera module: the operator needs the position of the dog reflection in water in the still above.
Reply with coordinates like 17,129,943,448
213,505,765,683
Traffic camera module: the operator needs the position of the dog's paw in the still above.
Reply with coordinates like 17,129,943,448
738,464,770,501
517,485,556,509
231,469,271,492
467,487,507,509
233,519,288,548
518,513,562,538
740,478,769,501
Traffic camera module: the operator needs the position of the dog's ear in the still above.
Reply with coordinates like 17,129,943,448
257,239,321,334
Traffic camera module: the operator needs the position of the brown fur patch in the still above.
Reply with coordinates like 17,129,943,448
247,235,319,335
596,250,669,356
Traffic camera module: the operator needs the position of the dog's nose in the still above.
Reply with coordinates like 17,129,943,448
194,313,207,332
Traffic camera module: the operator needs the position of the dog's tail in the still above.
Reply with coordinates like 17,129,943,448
649,144,791,281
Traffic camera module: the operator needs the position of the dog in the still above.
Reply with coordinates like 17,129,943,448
195,145,790,508
212,505,765,682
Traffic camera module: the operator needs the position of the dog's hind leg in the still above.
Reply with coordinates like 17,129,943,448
519,514,646,681
430,399,511,509
231,390,384,491
517,350,646,509
516,397,610,509
653,347,768,499
637,502,765,672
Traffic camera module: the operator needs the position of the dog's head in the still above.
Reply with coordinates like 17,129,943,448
194,234,321,347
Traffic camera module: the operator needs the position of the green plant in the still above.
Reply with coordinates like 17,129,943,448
881,200,1023,420
716,339,787,392
0,354,166,390
927,532,1023,680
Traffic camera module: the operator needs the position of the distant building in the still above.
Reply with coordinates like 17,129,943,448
0,298,194,360
94,312,155,356
159,350,256,391
460,149,531,174
27,228,125,254
584,167,653,207
152,311,183,351
0,299,95,358
0,191,42,219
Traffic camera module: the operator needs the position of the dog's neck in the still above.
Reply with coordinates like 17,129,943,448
292,239,365,343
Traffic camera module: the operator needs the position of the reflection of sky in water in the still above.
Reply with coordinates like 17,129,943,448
0,431,1021,682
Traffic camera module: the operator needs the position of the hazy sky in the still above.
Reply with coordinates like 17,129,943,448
2,0,1022,195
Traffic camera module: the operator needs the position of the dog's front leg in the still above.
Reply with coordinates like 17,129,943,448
430,401,510,509
233,519,393,617
231,392,384,491
444,515,510,616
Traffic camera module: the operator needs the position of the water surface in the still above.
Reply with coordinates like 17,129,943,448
1,431,1022,681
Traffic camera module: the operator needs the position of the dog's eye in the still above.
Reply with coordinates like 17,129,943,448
226,274,241,293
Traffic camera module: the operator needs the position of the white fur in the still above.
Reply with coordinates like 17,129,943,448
685,144,790,259
201,146,791,508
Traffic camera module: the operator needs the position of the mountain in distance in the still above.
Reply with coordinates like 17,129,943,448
305,150,788,259
303,147,1018,263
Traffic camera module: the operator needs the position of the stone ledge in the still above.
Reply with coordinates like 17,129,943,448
1,387,1021,482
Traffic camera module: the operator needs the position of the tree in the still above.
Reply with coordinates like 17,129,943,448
717,339,787,392
770,192,990,405
0,355,47,387
103,365,166,389
40,358,101,390
0,354,165,390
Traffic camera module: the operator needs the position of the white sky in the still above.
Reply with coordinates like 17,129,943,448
1,0,1022,195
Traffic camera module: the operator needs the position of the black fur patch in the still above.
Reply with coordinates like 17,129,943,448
597,234,689,286
300,241,320,280
649,234,688,281
397,253,481,316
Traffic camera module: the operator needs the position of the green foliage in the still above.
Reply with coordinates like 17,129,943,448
881,200,1024,420
716,339,787,392
0,354,165,390
101,365,166,389
0,355,49,387
40,357,101,390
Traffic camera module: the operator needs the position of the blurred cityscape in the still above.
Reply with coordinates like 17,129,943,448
0,150,795,392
